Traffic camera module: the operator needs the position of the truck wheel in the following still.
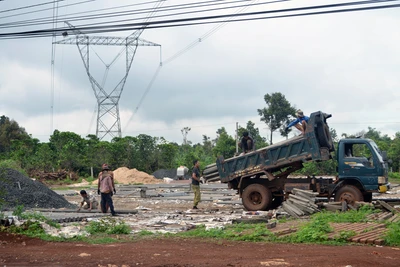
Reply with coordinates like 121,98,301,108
242,184,272,211
317,124,333,150
334,185,363,205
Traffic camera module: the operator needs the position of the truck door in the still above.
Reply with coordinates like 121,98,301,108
339,142,378,180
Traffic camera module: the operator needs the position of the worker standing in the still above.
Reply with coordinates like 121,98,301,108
97,163,117,216
191,159,201,209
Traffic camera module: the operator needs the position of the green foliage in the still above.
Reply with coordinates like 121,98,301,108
384,221,400,246
8,220,46,236
179,223,276,242
137,230,155,237
12,205,59,228
86,217,131,235
0,159,27,175
287,206,376,244
212,127,236,158
388,172,400,183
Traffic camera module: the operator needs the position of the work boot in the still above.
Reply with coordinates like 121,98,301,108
192,206,198,209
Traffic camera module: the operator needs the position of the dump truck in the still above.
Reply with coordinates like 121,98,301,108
203,111,389,211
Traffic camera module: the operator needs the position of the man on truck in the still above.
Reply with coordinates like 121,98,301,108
286,109,310,135
238,132,254,155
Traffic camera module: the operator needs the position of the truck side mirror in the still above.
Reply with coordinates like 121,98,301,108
382,151,388,161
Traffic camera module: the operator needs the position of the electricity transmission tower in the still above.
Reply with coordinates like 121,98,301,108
55,22,160,140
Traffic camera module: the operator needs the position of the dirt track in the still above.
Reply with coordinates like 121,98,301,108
1,232,400,267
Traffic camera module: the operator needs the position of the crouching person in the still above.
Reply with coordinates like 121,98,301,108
98,164,117,216
77,190,98,212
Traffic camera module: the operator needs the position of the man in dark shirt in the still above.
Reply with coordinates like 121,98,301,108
238,131,254,155
191,159,201,209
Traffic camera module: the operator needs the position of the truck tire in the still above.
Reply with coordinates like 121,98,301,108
334,185,363,205
242,184,272,211
317,123,333,150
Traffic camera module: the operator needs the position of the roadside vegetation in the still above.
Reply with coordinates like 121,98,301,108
1,92,400,182
2,205,399,246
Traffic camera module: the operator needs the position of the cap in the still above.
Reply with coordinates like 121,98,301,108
102,163,110,170
80,190,87,195
296,109,304,118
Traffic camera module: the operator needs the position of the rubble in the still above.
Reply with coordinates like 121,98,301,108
281,188,320,217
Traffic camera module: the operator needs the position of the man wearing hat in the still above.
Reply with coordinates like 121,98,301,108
77,190,98,212
97,163,117,216
286,109,310,135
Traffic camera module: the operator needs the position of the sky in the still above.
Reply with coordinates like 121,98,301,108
1,0,400,146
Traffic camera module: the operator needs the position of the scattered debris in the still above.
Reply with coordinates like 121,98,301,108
281,188,320,217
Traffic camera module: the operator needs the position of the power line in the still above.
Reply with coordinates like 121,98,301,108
0,0,399,39
0,0,96,20
0,0,255,28
0,0,65,14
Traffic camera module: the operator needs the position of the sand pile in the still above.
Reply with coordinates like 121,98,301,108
113,167,161,184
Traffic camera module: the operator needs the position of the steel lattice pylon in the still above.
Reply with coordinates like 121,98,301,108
54,22,160,140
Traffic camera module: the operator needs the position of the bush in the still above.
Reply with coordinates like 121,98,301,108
0,160,27,176
86,217,131,235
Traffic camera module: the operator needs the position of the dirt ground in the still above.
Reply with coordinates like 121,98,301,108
1,232,400,267
2,181,400,266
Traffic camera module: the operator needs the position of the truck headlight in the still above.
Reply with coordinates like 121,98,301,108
378,176,387,184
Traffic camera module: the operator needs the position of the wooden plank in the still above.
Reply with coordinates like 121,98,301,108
377,200,396,213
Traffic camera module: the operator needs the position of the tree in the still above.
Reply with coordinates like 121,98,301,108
257,93,296,144
212,127,236,158
0,115,30,156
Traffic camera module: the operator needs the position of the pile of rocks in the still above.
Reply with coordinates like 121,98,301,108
0,168,75,210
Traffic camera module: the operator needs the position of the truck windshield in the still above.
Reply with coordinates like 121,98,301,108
369,140,384,163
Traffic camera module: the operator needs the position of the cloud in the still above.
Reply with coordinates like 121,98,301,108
1,0,400,144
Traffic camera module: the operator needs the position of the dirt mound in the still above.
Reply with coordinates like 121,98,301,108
113,167,161,184
0,168,75,209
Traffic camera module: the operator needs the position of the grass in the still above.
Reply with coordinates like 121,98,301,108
178,223,277,242
384,221,400,246
86,217,131,235
388,172,400,184
13,205,60,228
3,202,400,246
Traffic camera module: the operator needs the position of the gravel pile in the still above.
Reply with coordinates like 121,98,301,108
0,168,76,210
152,168,192,180
152,169,177,179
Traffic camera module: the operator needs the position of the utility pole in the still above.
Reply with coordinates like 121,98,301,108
235,122,239,154
181,127,191,145
55,22,160,140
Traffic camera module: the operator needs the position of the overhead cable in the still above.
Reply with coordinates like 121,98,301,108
0,0,399,39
